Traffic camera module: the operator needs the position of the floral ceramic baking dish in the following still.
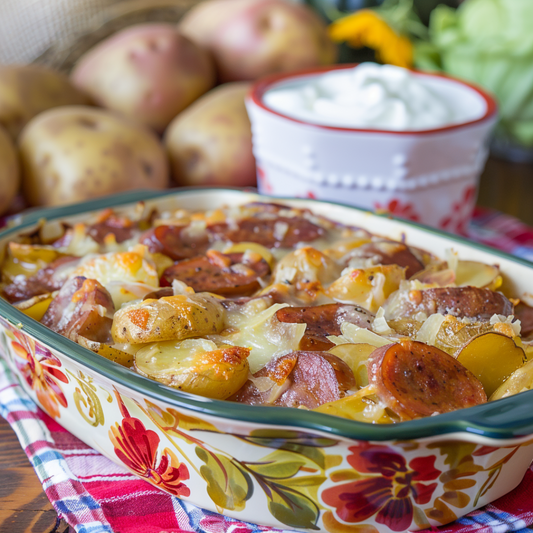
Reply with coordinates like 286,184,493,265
1,188,533,533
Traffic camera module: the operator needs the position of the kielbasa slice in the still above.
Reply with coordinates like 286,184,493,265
41,276,115,343
276,303,374,351
367,340,487,420
140,224,209,261
405,287,513,320
208,216,325,248
344,240,424,278
230,351,355,409
3,255,80,303
162,251,270,297
515,302,533,338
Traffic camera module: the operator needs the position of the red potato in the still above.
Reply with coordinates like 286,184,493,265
179,0,337,82
41,276,115,343
368,341,487,420
71,24,215,133
165,83,256,187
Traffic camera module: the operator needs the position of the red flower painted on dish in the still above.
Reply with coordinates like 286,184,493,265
322,444,441,532
439,185,476,235
374,199,420,222
109,395,190,497
10,329,68,418
257,166,273,194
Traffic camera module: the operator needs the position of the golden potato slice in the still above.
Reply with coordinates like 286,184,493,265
490,359,533,400
2,243,66,280
135,338,250,399
326,265,405,312
112,293,224,344
78,336,134,368
456,332,526,397
313,388,395,424
14,293,54,321
328,343,376,389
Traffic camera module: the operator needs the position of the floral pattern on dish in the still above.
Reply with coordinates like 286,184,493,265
322,443,440,532
8,327,68,419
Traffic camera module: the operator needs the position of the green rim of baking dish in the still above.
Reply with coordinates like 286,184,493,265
1,187,533,442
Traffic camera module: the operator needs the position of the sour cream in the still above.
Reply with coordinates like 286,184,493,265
263,63,482,131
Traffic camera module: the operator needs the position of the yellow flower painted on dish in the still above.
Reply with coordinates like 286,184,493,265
329,10,413,68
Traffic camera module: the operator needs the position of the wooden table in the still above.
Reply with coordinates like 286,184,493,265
1,155,532,532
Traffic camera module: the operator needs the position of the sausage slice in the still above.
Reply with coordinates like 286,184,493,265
162,251,270,297
208,216,325,248
276,303,374,351
230,351,355,409
368,340,487,420
140,224,209,260
344,240,424,278
402,287,513,320
3,255,80,303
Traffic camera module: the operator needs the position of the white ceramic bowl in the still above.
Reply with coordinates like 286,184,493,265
246,65,498,233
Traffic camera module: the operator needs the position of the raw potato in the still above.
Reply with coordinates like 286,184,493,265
20,106,169,207
165,83,256,187
71,24,215,133
0,125,20,215
112,293,225,344
135,339,250,399
0,64,90,140
456,332,526,397
179,0,337,82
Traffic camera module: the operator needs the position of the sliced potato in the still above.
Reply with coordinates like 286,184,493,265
112,293,224,344
323,238,371,261
78,336,134,368
313,388,395,423
456,332,526,397
455,260,502,290
223,242,275,270
2,243,65,281
273,246,341,287
326,265,405,312
135,338,250,399
14,292,54,321
490,359,533,400
328,343,376,389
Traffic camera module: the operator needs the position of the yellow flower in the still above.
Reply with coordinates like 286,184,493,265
329,10,413,68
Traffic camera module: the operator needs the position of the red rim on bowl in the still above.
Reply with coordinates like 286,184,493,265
249,63,498,135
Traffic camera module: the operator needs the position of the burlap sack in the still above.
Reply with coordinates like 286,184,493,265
0,0,199,71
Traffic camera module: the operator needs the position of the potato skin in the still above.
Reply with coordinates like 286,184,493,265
165,82,256,187
180,0,337,82
112,293,225,344
20,106,169,207
0,64,90,140
71,24,215,133
0,125,20,215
